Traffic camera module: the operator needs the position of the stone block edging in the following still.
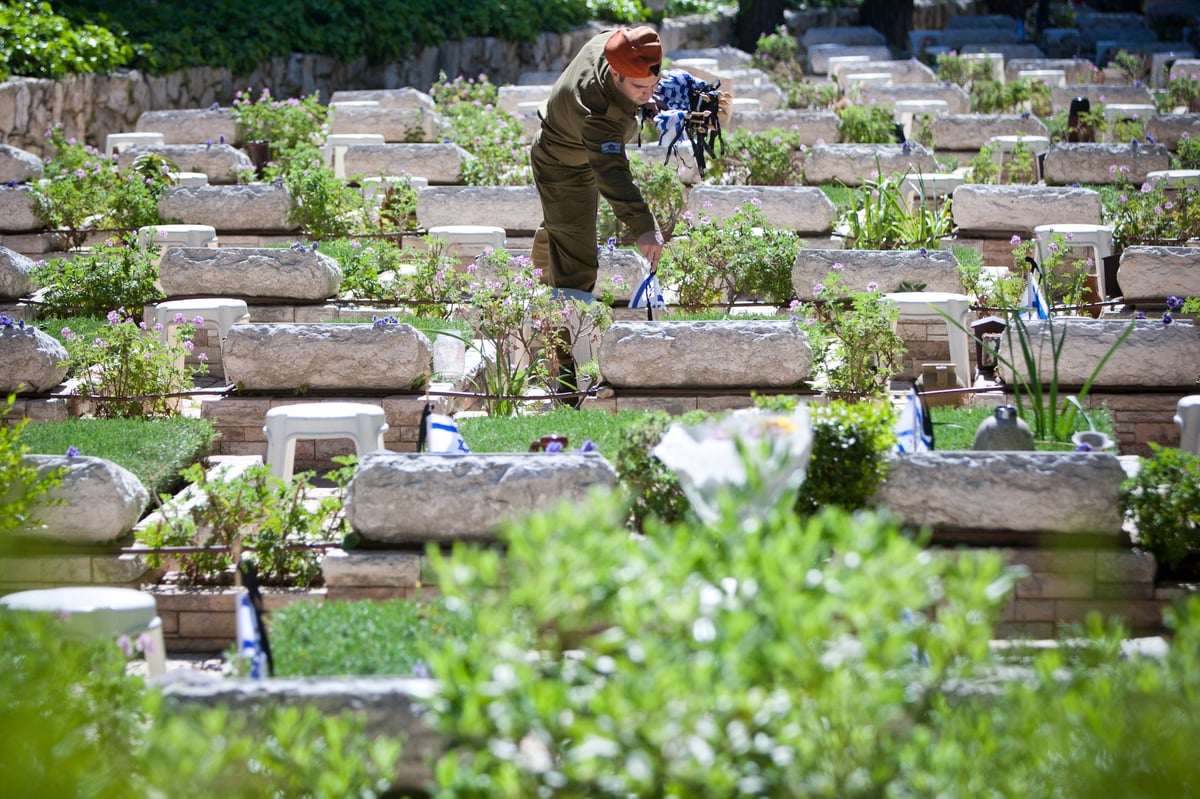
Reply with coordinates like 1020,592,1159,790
792,248,965,296
873,450,1128,535
344,451,619,544
597,320,813,389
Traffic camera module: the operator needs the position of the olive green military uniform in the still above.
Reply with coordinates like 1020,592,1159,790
531,30,659,294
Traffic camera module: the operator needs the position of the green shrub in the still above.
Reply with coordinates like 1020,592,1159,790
0,608,401,797
836,102,897,143
1,395,64,548
797,398,895,514
0,0,132,80
431,72,530,187
31,126,172,250
425,491,1022,795
279,143,368,239
140,460,346,586
658,200,800,311
33,234,163,315
707,128,805,185
599,154,688,241
270,596,482,676
17,414,214,499
1122,443,1200,567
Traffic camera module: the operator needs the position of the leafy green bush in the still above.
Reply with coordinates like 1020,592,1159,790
430,72,531,186
798,270,905,398
1,395,64,548
708,128,805,185
1122,443,1200,567
659,200,800,311
33,234,163,315
279,143,368,239
17,414,214,498
425,491,1022,795
270,597,481,676
797,398,895,514
140,460,347,586
836,101,897,143
0,608,402,797
599,154,688,241
0,0,132,80
31,126,173,250
59,307,206,419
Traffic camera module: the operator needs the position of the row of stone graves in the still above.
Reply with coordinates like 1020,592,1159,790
1,24,1200,650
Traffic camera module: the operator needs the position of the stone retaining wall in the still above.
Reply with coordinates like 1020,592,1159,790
0,15,734,156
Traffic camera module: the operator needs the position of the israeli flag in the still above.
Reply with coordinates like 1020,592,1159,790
427,412,471,454
894,387,933,453
235,588,266,679
630,271,666,312
1020,271,1051,320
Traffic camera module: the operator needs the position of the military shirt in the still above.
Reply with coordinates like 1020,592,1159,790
537,30,658,240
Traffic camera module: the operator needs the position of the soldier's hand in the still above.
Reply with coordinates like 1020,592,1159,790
637,229,664,270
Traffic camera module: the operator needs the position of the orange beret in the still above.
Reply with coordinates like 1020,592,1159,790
604,26,663,79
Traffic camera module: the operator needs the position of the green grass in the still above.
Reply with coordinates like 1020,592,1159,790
927,402,1117,451
458,407,644,456
269,596,485,676
18,416,216,498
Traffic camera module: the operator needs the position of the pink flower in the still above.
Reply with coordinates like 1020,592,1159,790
183,341,194,352
116,634,133,658
173,313,186,324
866,281,879,292
193,316,205,326
197,352,209,362
1010,234,1022,246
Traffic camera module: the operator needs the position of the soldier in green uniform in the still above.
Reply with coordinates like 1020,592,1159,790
531,25,666,297
531,26,666,404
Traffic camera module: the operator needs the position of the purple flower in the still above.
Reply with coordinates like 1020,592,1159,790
66,445,80,457
577,439,597,452
1166,296,1184,311
545,441,564,453
1010,234,1022,246
1074,442,1093,452
193,316,205,326
1163,312,1174,325
866,281,880,292
116,634,133,658
1134,311,1147,320
412,661,432,678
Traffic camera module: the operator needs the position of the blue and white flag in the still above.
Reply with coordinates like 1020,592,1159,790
1020,271,1050,320
235,588,266,679
894,387,933,453
427,412,471,454
630,271,666,312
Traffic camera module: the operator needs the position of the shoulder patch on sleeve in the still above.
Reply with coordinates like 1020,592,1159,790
600,141,623,155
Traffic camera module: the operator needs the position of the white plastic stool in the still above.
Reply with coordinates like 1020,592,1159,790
1033,223,1114,300
1146,169,1200,189
361,175,428,202
263,402,389,480
826,54,872,81
427,225,507,259
322,133,385,179
0,587,166,677
961,52,1005,83
169,171,210,187
1176,395,1200,456
987,135,1051,180
843,72,894,89
1102,103,1157,124
138,224,218,250
884,291,973,388
1016,68,1067,87
104,131,164,155
893,99,949,139
902,172,964,204
153,298,249,375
